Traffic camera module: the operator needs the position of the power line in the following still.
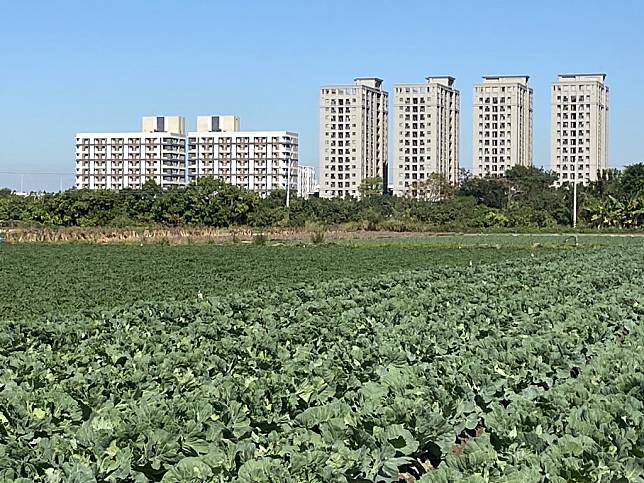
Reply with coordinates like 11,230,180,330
0,171,75,176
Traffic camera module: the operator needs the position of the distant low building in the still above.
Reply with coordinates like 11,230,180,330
188,116,299,197
75,116,186,190
297,166,317,199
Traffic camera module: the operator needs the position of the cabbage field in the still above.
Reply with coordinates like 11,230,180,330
0,238,545,320
1,237,643,482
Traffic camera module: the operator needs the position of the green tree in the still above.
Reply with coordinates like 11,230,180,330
180,177,256,226
410,173,455,201
618,163,644,198
358,177,384,199
505,165,558,199
459,177,509,209
248,190,288,227
583,169,621,200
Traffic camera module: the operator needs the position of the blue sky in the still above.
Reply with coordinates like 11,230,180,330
0,0,642,191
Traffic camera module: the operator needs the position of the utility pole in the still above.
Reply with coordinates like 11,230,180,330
573,178,578,228
285,159,291,208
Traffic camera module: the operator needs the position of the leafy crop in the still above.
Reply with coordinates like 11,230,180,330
0,246,643,481
0,239,556,320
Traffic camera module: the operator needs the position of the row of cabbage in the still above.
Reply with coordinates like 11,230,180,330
1,246,643,482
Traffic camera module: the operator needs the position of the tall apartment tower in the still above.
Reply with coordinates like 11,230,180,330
550,74,609,185
75,116,186,190
320,78,388,198
188,116,298,197
473,76,533,178
393,76,460,197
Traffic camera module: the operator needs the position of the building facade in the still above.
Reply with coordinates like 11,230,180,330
188,116,298,197
75,116,186,190
473,76,533,178
297,165,318,199
319,78,388,198
393,76,460,198
550,74,609,185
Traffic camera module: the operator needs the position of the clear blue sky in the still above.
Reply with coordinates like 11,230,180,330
1,0,642,191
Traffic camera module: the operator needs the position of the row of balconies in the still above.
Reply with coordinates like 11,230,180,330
188,143,289,149
478,132,511,138
76,157,184,163
556,95,591,102
480,156,511,162
556,157,592,164
556,164,592,171
558,130,592,137
479,105,511,113
401,114,431,121
558,139,587,145
478,97,512,105
402,148,427,155
191,163,286,170
193,137,286,144
560,147,591,154
76,146,162,153
327,181,358,189
482,140,509,146
399,163,430,171
402,140,429,146
328,172,358,180
76,138,176,146
557,103,593,111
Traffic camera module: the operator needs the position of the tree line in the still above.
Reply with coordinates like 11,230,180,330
0,165,642,230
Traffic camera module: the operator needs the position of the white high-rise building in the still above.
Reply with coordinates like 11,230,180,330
320,78,388,198
297,166,318,199
550,74,609,185
473,76,533,178
393,76,460,197
188,116,298,197
75,116,186,190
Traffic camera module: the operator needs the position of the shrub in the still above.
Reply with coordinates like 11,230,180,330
311,230,325,245
252,233,268,245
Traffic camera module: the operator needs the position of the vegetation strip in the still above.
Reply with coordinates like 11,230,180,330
2,164,643,232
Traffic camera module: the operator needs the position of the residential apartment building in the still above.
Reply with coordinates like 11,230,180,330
473,76,533,178
320,78,388,198
393,76,460,198
550,74,609,185
297,165,318,199
188,116,298,197
75,116,186,190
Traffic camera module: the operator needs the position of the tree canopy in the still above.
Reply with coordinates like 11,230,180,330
1,165,642,230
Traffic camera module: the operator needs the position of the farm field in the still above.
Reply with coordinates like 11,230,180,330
0,236,643,481
0,234,597,320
